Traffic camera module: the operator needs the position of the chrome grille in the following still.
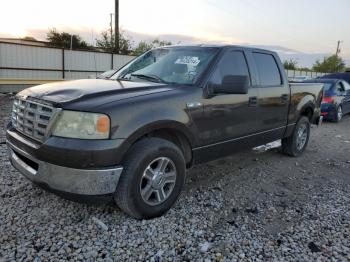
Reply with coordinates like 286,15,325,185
12,97,55,142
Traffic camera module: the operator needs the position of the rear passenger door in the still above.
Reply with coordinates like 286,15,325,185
250,51,289,141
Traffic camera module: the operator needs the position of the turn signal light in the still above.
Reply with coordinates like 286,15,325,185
96,115,110,133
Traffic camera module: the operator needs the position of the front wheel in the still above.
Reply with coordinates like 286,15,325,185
282,116,310,157
114,137,186,219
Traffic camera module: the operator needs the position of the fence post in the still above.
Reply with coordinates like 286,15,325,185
62,49,65,79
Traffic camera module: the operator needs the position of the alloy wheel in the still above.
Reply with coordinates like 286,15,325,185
296,124,308,151
140,157,177,206
337,106,343,122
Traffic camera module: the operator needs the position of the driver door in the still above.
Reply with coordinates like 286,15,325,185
192,49,260,163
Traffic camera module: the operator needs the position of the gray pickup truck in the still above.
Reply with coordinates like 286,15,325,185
6,45,323,219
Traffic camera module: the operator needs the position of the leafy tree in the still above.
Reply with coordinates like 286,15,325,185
96,30,132,54
298,67,311,72
312,55,345,73
152,39,172,47
345,67,350,72
132,41,154,56
46,28,92,50
22,36,37,41
283,59,298,70
132,39,172,56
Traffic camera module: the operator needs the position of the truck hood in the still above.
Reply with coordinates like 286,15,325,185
18,79,171,106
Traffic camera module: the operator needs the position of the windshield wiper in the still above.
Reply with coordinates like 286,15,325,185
131,73,167,84
116,76,132,81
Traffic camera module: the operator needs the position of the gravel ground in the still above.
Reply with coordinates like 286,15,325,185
0,95,349,261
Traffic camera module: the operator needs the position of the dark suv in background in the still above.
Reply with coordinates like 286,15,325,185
305,79,350,122
321,72,350,85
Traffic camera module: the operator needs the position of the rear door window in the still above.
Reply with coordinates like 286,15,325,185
253,52,282,86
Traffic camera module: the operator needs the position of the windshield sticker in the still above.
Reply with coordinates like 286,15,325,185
175,56,200,66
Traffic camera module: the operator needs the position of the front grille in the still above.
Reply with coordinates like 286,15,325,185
12,97,55,142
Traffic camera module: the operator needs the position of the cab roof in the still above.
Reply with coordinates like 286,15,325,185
164,44,277,54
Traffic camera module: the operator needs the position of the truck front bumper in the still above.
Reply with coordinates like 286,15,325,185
7,139,123,198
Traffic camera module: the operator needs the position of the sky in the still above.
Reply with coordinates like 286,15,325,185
1,0,349,66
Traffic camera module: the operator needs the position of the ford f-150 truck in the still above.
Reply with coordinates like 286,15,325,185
6,45,324,219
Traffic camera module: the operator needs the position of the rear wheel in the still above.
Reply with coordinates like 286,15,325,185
114,137,186,219
282,116,310,157
335,106,343,122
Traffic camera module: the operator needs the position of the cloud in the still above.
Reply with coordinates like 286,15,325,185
123,31,204,47
2,28,349,67
247,44,350,67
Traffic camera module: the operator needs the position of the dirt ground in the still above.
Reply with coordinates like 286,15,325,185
0,95,349,261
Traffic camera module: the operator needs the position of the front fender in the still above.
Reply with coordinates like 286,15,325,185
110,104,197,150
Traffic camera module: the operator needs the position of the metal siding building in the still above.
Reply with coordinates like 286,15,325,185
0,41,134,92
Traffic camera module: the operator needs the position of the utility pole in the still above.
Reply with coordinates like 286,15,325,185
110,13,113,43
115,0,119,54
336,40,343,57
70,34,73,50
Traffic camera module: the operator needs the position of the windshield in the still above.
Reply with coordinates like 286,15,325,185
111,47,219,85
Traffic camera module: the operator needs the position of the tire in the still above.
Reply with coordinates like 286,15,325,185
282,116,310,157
335,106,343,122
114,137,186,219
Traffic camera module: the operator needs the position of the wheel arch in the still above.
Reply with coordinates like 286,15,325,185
122,121,195,167
299,103,315,121
284,101,315,138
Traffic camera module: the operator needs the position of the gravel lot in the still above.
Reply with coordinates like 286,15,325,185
0,94,349,261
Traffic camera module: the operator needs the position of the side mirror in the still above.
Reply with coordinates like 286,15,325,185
213,75,249,94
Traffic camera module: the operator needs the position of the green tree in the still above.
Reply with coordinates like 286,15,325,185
96,30,132,54
312,55,345,73
345,67,350,72
283,59,298,70
152,39,172,47
298,67,311,72
22,36,37,41
46,28,92,50
132,41,154,56
132,39,172,56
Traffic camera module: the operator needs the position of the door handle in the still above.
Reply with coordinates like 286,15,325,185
280,94,289,102
249,96,257,106
186,101,203,110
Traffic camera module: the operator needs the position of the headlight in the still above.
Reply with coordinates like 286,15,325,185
52,111,110,139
